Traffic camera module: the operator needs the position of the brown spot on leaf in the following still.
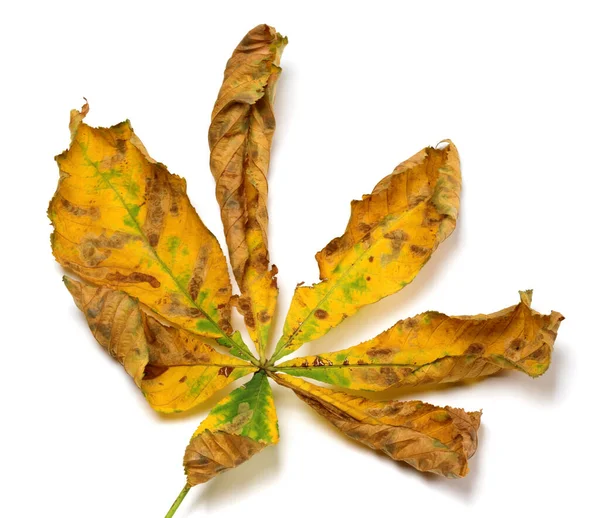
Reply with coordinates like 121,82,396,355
380,367,400,386
405,318,418,329
61,197,100,219
80,242,109,265
144,364,168,380
106,271,160,288
218,366,234,377
367,347,393,358
244,314,256,329
142,164,169,248
323,238,341,256
314,309,328,320
257,310,271,323
115,139,127,155
94,323,112,341
188,246,210,301
301,360,309,368
365,400,407,418
398,367,414,379
313,357,326,367
384,229,408,254
86,308,99,319
466,343,485,355
79,232,138,267
529,347,546,360
505,338,526,360
343,358,349,366
408,193,429,208
368,256,374,262
410,244,429,257
218,318,233,335
179,376,187,383
103,233,134,249
509,338,524,351
251,253,270,273
238,298,251,312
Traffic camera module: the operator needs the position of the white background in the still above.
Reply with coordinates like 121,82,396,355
1,1,598,516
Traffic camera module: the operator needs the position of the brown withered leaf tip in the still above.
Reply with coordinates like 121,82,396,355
48,23,564,516
209,24,286,359
274,374,481,478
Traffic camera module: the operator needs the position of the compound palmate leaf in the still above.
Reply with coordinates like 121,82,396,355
65,277,257,412
46,24,565,518
48,104,255,362
209,25,286,360
277,290,564,391
184,371,278,485
272,142,461,362
273,374,480,478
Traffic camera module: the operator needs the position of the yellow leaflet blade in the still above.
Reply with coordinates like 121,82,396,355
272,142,461,362
64,277,257,412
273,374,480,478
277,291,564,390
209,25,287,359
184,371,279,486
49,104,255,361
142,365,256,414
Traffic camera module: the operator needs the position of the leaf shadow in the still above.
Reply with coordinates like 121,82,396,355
263,63,293,360
393,424,486,499
466,345,563,402
264,343,563,503
191,444,282,512
272,382,483,500
268,61,293,185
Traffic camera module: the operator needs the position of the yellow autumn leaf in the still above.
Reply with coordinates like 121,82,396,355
46,27,567,516
273,374,480,478
277,290,564,391
64,277,257,412
271,142,461,362
49,103,256,362
209,24,287,360
184,371,279,486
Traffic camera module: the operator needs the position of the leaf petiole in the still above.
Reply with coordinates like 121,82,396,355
165,484,191,518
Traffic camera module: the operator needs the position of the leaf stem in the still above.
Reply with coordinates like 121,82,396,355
165,484,191,518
